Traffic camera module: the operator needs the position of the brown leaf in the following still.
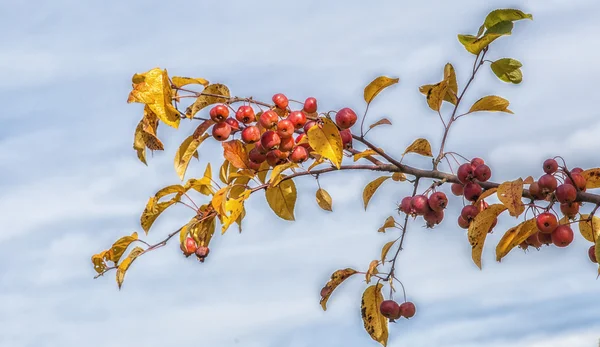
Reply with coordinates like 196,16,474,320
391,172,406,182
468,204,507,269
320,268,357,311
361,284,388,347
365,260,379,284
403,138,433,157
497,178,525,217
316,188,333,212
426,80,449,111
380,240,396,263
369,118,392,129
377,216,396,233
222,140,249,170
363,176,391,210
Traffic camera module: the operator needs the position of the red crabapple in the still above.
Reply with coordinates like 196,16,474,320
536,212,558,234
428,192,448,212
212,122,231,141
241,126,261,144
259,110,279,129
303,97,318,113
287,111,307,129
551,225,574,247
272,93,289,109
235,105,255,124
457,163,474,183
335,108,357,129
543,159,558,174
209,104,229,123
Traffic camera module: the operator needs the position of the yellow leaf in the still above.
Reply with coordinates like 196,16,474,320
425,80,448,111
475,188,497,206
369,118,392,129
211,187,230,217
91,251,108,274
222,140,249,170
581,168,600,189
444,63,458,104
257,160,270,184
106,232,139,264
468,95,514,114
381,240,396,263
495,218,537,261
403,138,433,157
579,215,600,243
269,162,298,187
184,177,213,196
191,213,216,247
458,21,514,55
319,268,357,311
378,216,396,233
174,133,210,181
363,176,391,210
491,58,523,84
265,176,297,221
140,197,178,234
391,172,406,182
523,176,534,184
361,284,388,347
365,260,379,284
468,204,507,269
179,217,200,245
353,149,379,162
230,176,251,200
155,184,186,201
484,9,533,29
140,106,165,150
496,178,525,217
116,247,144,290
307,155,325,171
127,68,180,128
364,76,399,104
185,84,230,118
219,160,230,184
307,118,344,169
171,76,209,88
221,198,245,234
316,188,333,212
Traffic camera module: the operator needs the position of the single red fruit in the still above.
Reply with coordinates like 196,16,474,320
212,122,232,141
461,205,479,221
195,246,210,262
225,118,240,132
259,110,279,129
474,164,491,182
303,97,318,113
571,167,584,174
589,245,597,263
235,105,256,124
536,212,558,234
458,215,470,229
272,93,289,109
528,182,545,200
560,202,580,219
184,237,197,255
538,232,553,246
380,300,401,320
410,195,431,215
555,184,577,203
304,120,317,133
526,232,542,248
551,225,574,247
335,107,357,129
424,209,444,228
457,163,474,183
565,173,587,191
451,183,464,196
399,302,416,318
287,111,307,129
266,150,287,166
463,182,482,202
428,192,448,212
320,286,331,298
255,141,268,154
470,157,485,168
276,119,295,139
340,129,352,148
241,126,261,144
261,130,281,150
543,159,559,174
400,196,413,214
209,104,229,123
538,174,558,193
290,146,308,163
248,160,261,171
279,136,295,152
249,147,267,163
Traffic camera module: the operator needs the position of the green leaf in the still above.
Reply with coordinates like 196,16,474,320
491,58,523,84
484,9,533,29
458,21,513,55
468,96,513,114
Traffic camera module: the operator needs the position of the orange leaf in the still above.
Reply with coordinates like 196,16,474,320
222,140,249,169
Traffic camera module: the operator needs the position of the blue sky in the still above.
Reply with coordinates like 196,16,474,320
1,0,600,346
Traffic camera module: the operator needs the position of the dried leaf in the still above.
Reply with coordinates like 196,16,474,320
320,268,357,311
171,76,209,88
353,149,379,162
265,176,297,221
403,138,433,157
582,168,600,189
363,176,391,210
174,133,210,181
185,84,230,118
497,178,525,217
369,118,392,129
307,118,343,169
222,140,249,170
469,95,513,114
523,176,534,184
314,188,333,212
380,240,396,263
495,218,537,261
365,260,379,284
425,80,448,111
192,119,215,138
116,247,144,290
391,172,406,182
468,204,507,269
378,216,396,233
127,68,180,128
361,284,388,347
579,215,600,243
364,76,399,104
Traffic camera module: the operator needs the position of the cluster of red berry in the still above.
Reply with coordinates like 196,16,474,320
398,191,448,228
181,237,210,262
379,299,416,322
207,93,356,169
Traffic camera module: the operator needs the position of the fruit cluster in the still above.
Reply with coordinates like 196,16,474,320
206,94,356,169
181,236,210,262
399,191,448,228
379,299,416,322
